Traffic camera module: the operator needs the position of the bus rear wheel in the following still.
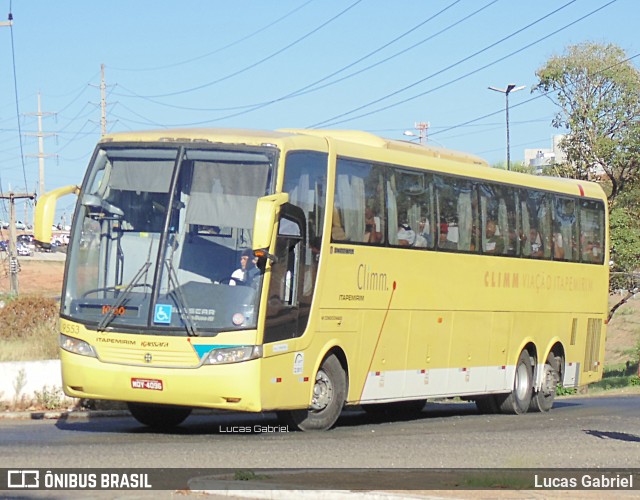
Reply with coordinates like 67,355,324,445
496,350,533,415
530,353,561,412
279,354,346,431
127,402,192,428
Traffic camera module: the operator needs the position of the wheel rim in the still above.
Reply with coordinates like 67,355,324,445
310,369,333,411
540,365,555,396
540,359,559,397
515,360,530,401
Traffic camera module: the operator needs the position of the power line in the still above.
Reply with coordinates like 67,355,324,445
5,2,29,196
113,0,471,114
184,0,498,124
109,0,316,73
431,50,640,140
118,0,363,100
308,0,590,129
112,1,498,129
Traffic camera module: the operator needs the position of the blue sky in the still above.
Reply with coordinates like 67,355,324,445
0,0,637,223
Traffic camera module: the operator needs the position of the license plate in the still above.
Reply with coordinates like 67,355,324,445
131,378,163,391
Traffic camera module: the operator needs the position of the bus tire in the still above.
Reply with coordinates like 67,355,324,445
530,353,561,412
281,354,346,431
496,350,533,415
127,402,192,428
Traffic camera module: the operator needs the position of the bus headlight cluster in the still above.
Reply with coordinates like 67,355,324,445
204,345,262,365
59,333,97,358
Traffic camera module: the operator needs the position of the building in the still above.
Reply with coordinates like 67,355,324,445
524,134,606,179
524,135,567,174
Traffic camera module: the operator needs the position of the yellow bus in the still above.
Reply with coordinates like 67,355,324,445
35,128,608,431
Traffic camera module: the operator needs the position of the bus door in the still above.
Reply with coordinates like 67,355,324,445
263,206,307,343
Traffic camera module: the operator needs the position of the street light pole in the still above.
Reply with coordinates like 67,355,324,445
488,84,525,171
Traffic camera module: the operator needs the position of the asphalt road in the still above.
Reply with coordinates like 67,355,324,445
1,395,639,469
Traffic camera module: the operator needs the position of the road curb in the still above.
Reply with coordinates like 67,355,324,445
193,489,437,499
0,409,130,420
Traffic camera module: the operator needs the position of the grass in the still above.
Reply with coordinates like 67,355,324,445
587,362,640,393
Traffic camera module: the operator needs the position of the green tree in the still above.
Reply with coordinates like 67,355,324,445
533,42,640,202
534,42,640,318
609,183,640,318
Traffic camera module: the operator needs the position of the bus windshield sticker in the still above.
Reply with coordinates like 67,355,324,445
154,304,172,324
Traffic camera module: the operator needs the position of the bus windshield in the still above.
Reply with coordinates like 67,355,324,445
62,144,276,336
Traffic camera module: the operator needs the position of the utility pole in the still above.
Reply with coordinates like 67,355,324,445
414,122,429,144
91,64,111,135
100,63,107,135
25,92,56,196
0,192,36,295
403,122,430,144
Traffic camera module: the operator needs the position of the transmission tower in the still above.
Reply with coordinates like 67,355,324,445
25,92,56,196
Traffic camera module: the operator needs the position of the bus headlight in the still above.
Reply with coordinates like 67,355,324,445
60,333,97,358
204,345,262,365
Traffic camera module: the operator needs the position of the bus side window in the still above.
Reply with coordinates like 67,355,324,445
334,158,384,244
579,200,605,264
522,189,550,260
391,168,433,249
553,196,578,262
270,237,298,306
435,175,475,252
264,213,304,343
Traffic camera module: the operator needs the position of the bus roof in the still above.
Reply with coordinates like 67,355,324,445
101,127,488,165
99,127,605,201
100,128,295,145
279,129,489,167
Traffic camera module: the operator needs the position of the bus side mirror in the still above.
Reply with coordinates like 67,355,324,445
34,184,80,249
253,193,289,261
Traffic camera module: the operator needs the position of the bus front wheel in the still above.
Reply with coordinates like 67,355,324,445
530,353,561,412
496,350,533,415
279,354,346,431
127,402,192,429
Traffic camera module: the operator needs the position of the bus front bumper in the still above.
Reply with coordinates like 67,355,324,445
60,350,263,412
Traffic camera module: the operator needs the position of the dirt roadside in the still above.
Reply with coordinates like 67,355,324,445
0,254,66,297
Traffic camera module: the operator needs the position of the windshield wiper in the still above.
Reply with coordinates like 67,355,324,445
164,259,198,337
97,261,152,332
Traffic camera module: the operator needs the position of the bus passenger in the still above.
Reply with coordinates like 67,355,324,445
553,232,565,260
418,218,432,246
528,228,544,258
364,207,382,243
506,228,519,255
438,221,456,250
331,206,347,241
397,224,416,246
485,220,504,254
582,240,601,262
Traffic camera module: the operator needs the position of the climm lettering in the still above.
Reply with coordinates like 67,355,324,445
357,264,388,291
484,271,519,288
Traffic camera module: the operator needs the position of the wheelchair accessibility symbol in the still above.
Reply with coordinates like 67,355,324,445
154,304,172,324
